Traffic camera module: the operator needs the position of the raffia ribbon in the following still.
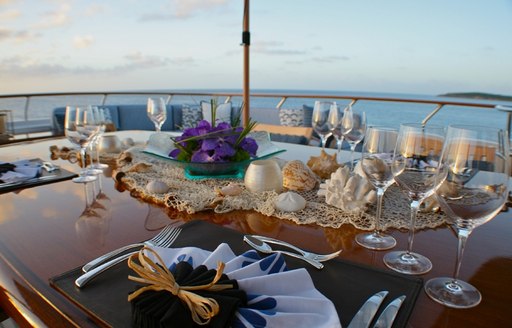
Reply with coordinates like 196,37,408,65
127,246,234,325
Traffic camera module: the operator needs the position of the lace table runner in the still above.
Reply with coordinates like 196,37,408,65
113,147,447,230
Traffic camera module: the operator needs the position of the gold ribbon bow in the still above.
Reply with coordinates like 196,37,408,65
127,246,233,326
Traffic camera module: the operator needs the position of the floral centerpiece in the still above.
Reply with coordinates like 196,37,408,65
168,101,259,177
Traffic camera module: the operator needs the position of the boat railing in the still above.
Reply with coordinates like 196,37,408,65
0,91,511,143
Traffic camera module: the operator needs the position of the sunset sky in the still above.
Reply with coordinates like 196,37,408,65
1,0,511,96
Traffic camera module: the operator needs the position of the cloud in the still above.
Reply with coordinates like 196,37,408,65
34,3,71,28
0,52,194,77
139,0,232,21
252,41,307,56
311,56,350,63
85,4,105,16
0,27,39,43
73,35,95,49
0,9,20,20
0,0,14,5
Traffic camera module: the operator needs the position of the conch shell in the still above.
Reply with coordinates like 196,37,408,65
318,166,376,213
282,160,319,191
307,149,341,179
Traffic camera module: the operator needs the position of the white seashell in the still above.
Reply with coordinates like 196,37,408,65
146,180,169,194
122,137,135,148
218,183,243,196
274,192,307,212
282,160,318,191
318,167,375,213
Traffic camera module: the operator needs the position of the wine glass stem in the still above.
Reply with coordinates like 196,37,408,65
79,147,88,176
320,136,327,149
95,139,101,165
453,229,471,282
407,200,421,254
336,136,344,154
374,188,385,234
350,144,356,169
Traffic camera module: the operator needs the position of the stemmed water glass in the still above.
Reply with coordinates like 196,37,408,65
425,125,509,308
88,107,110,173
313,101,334,149
328,102,353,154
356,126,398,250
383,123,445,275
345,111,367,169
64,105,99,183
147,97,167,132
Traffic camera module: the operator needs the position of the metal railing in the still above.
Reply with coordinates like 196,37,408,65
0,90,510,139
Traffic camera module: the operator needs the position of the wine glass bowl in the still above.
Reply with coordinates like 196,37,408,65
383,123,445,275
424,125,509,308
64,105,99,183
147,97,167,132
327,102,353,154
313,101,335,149
345,111,367,169
356,126,398,250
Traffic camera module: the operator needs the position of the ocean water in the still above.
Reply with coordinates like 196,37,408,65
0,89,509,131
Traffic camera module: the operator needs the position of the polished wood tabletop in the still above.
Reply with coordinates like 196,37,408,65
0,131,511,328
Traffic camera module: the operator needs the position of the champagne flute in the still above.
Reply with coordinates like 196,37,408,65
345,111,367,170
313,101,334,149
328,102,353,154
356,126,398,250
64,105,99,183
383,123,445,275
147,97,167,132
425,125,509,308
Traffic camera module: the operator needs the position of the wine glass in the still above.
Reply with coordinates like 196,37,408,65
425,125,509,308
64,105,99,183
345,111,367,169
147,97,167,132
383,123,445,275
88,107,110,172
327,102,353,154
313,101,334,149
356,126,398,250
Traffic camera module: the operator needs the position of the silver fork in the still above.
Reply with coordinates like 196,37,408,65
249,235,342,262
75,227,182,288
82,224,182,272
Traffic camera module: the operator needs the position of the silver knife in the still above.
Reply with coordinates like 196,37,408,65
373,295,406,328
347,291,388,328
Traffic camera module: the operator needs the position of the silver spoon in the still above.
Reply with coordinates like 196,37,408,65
244,235,324,269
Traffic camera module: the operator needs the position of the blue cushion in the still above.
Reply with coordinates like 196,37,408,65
269,133,309,145
117,105,174,131
247,107,281,125
279,106,313,127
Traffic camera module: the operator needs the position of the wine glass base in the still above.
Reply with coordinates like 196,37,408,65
86,167,104,175
383,250,432,275
72,175,97,184
425,277,481,309
91,163,108,169
355,232,396,250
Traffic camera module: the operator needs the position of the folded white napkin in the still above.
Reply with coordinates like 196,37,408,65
146,244,341,328
0,160,41,183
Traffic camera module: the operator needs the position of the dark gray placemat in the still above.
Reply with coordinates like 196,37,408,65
0,158,77,194
50,220,422,328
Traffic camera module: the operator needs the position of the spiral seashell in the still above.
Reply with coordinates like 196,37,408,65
307,149,341,179
282,160,319,191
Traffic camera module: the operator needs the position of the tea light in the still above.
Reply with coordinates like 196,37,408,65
244,160,283,193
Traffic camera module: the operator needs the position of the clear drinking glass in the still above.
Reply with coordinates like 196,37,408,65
328,102,353,154
345,111,367,169
64,105,99,183
147,97,167,132
88,107,110,172
356,126,398,250
425,125,509,308
383,123,445,275
313,101,334,149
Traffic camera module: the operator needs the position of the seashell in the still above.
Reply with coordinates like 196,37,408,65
318,166,375,213
274,192,307,212
245,160,283,193
216,183,243,196
146,180,169,194
122,137,135,148
282,160,319,191
307,149,341,179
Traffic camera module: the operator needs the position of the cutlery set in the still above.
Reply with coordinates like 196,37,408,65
75,228,405,327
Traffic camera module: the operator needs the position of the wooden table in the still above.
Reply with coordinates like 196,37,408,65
0,131,511,327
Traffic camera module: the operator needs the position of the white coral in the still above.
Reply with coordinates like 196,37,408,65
318,166,376,213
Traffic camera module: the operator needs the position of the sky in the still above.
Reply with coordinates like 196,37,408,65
0,0,511,97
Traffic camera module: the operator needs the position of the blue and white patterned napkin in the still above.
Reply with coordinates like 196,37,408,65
0,160,40,183
146,243,341,328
